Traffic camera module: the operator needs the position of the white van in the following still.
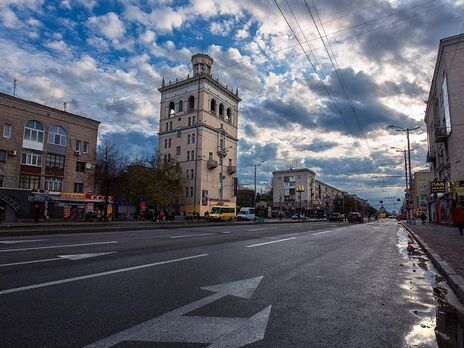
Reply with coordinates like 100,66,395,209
237,207,256,221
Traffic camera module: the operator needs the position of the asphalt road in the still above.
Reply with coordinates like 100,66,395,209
0,220,441,347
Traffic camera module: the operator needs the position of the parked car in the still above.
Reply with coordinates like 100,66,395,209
291,214,306,220
237,207,256,221
348,212,363,223
396,214,407,221
329,213,343,222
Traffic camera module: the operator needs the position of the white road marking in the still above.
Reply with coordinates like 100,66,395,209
0,252,116,268
0,253,208,295
246,237,296,248
0,241,118,253
221,231,231,234
170,233,214,239
0,239,45,244
247,228,267,232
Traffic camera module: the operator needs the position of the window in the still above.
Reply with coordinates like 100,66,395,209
187,135,191,144
168,138,171,148
164,154,167,163
0,175,4,187
191,169,194,179
76,161,86,172
165,122,168,131
169,102,175,117
176,146,181,156
3,124,12,138
168,154,171,162
210,99,216,113
45,176,63,192
187,151,190,161
227,108,232,122
0,150,6,162
46,154,65,169
192,116,196,124
191,150,195,161
20,174,40,190
21,152,42,167
164,139,168,148
169,121,172,130
188,96,195,111
219,103,224,117
48,126,67,146
186,170,189,179
209,152,213,160
83,142,89,154
24,120,44,142
75,140,81,152
177,129,182,138
178,100,183,112
190,187,194,197
186,187,189,197
74,182,83,193
188,117,191,126
191,134,195,143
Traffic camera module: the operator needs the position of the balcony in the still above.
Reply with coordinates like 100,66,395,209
426,150,436,163
227,165,236,174
207,159,218,169
434,127,448,143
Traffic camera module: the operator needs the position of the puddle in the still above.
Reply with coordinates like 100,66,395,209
397,226,464,347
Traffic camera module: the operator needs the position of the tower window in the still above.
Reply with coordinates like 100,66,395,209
188,96,195,111
219,103,224,117
169,102,175,117
226,108,232,122
210,99,216,113
178,100,183,112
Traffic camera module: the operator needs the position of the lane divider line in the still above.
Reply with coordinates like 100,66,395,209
170,233,214,239
247,228,267,232
246,237,296,248
0,241,118,253
0,253,208,295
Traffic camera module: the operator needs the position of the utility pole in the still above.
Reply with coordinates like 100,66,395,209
13,78,17,97
250,161,264,209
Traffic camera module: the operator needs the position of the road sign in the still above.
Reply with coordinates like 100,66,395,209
86,276,272,347
405,193,411,199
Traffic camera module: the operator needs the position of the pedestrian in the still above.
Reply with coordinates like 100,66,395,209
453,202,464,236
34,204,40,223
196,212,200,222
204,210,209,222
420,212,426,224
278,211,282,221
159,210,165,222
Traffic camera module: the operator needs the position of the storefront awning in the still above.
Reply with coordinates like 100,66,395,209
50,196,106,204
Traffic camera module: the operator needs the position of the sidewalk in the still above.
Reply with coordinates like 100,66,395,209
402,222,464,303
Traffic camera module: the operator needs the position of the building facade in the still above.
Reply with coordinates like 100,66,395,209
0,92,100,221
412,170,430,214
157,54,240,214
425,33,464,223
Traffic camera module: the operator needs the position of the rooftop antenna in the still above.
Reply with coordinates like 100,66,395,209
63,102,67,111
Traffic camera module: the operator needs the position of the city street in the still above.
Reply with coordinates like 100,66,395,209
0,220,444,347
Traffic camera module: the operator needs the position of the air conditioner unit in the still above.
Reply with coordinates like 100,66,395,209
74,150,81,156
8,150,17,156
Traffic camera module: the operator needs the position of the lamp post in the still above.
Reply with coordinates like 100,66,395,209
389,125,421,223
249,161,264,210
296,185,305,221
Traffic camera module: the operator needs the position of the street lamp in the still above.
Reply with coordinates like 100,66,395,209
389,125,421,223
249,161,264,209
295,185,305,221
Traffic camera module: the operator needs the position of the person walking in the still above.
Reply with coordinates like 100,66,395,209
204,210,209,222
453,203,464,236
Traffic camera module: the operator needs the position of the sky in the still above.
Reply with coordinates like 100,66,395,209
1,0,463,210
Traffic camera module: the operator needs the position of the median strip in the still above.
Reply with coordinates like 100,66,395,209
0,253,208,295
246,237,296,248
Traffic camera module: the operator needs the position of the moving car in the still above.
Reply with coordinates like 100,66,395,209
237,207,256,221
348,212,363,223
209,206,236,221
329,213,343,222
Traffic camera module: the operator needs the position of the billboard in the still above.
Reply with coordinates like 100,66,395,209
430,181,446,193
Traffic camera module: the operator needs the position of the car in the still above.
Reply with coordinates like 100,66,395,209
329,213,343,222
237,207,256,221
396,214,407,221
348,212,363,223
291,214,306,220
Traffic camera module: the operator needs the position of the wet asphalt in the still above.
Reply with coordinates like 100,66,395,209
0,220,455,347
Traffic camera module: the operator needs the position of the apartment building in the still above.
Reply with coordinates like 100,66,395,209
0,92,100,221
157,53,240,214
425,33,464,223
412,170,430,214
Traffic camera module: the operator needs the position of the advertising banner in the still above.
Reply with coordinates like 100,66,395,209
430,181,446,193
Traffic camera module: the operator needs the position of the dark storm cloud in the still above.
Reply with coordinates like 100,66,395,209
102,131,158,158
294,139,339,152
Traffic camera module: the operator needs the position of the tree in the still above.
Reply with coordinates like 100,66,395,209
95,139,128,198
237,188,255,208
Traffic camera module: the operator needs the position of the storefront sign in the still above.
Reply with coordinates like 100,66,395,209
63,206,70,219
430,181,446,193
85,203,94,213
61,193,113,202
202,190,208,206
28,195,52,202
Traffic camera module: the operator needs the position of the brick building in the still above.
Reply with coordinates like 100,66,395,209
0,92,100,221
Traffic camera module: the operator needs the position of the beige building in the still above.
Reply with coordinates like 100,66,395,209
412,170,430,212
425,33,464,222
158,54,240,214
0,92,99,221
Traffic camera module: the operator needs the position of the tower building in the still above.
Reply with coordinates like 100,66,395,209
158,54,240,214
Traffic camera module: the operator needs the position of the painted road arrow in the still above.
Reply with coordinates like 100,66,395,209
0,252,116,268
85,276,272,348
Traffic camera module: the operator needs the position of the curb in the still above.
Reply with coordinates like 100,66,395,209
402,223,464,304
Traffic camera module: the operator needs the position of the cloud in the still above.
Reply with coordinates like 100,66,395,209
0,8,18,27
101,131,158,158
87,12,125,40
